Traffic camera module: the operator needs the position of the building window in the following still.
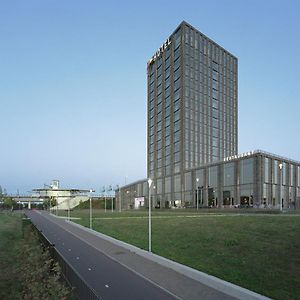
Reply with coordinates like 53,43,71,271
208,166,218,187
185,172,192,191
174,175,181,192
240,158,254,185
165,177,171,193
174,29,181,49
174,163,181,173
157,179,162,194
290,165,294,186
273,160,279,184
264,157,270,183
282,162,287,185
240,185,254,206
194,170,203,188
224,162,234,186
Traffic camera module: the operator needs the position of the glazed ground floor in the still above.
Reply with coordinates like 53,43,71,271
117,150,300,210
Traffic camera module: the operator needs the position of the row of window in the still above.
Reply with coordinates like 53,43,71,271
150,94,236,115
183,25,237,71
184,59,236,84
264,158,300,186
148,156,300,190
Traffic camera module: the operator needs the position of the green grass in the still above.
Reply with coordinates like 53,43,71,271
0,212,22,299
71,209,300,300
0,212,72,299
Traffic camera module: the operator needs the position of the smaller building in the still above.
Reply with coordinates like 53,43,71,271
116,150,300,210
33,180,93,210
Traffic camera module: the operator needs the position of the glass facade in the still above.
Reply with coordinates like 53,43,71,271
147,21,238,192
118,151,300,210
117,22,300,212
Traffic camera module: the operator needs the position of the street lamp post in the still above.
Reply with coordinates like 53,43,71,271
196,178,199,210
67,197,70,221
89,190,93,229
126,190,130,209
279,163,283,212
111,185,114,213
119,185,122,213
104,186,107,213
148,178,153,252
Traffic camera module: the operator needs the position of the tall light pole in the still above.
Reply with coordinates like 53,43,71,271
89,190,93,229
279,163,283,212
196,178,199,210
148,178,153,252
119,185,122,212
126,190,130,209
67,197,70,221
104,186,107,213
111,187,114,213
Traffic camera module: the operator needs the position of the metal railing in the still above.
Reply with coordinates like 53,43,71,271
30,222,100,300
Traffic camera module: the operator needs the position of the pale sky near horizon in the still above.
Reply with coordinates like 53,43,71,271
1,0,299,194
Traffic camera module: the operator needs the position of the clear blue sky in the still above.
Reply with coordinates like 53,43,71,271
1,0,299,194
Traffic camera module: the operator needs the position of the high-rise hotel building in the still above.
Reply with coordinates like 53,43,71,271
117,21,300,210
147,21,237,202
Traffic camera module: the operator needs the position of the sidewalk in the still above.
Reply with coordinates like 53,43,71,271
48,213,269,300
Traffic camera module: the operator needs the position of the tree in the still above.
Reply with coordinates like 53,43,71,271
44,197,57,209
3,196,17,209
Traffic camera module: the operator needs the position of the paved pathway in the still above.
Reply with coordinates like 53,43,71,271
25,210,264,300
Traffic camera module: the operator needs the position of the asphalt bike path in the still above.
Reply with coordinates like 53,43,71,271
26,210,236,300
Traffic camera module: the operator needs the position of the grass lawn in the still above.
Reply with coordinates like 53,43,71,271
0,211,71,299
70,209,300,300
0,212,22,299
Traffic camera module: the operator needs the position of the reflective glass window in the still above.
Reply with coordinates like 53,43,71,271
208,166,218,187
240,158,254,184
273,160,279,184
165,177,171,193
195,169,204,187
282,162,287,185
185,172,192,191
264,157,270,183
224,162,235,186
157,179,162,194
174,175,181,192
290,165,294,186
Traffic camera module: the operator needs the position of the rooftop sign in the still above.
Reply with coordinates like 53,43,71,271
223,151,254,162
148,38,171,66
